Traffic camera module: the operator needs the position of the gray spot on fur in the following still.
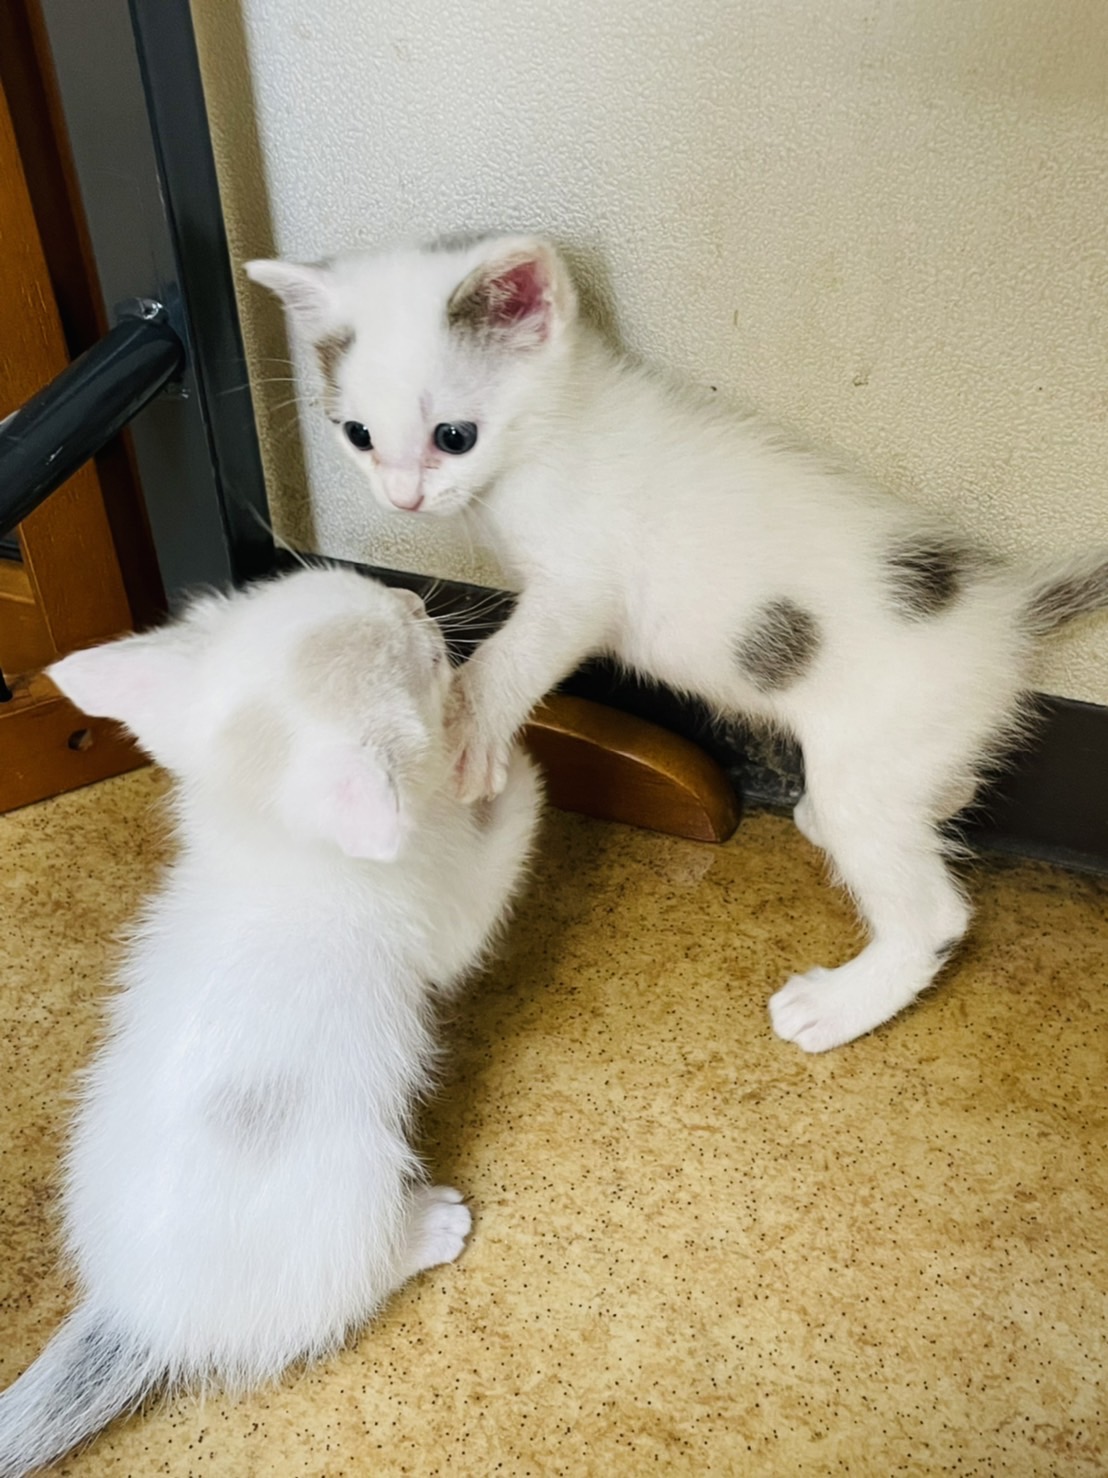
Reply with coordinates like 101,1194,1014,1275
52,1323,126,1418
315,330,353,415
1024,558,1108,635
886,537,979,619
737,599,821,692
446,266,497,338
212,1081,298,1154
295,615,382,716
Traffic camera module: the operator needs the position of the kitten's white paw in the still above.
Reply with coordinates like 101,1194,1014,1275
454,738,510,805
446,681,510,803
403,1185,473,1275
769,956,927,1053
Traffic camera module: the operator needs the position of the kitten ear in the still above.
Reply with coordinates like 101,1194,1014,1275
286,742,403,862
47,631,194,765
446,238,576,350
392,587,426,617
244,258,344,339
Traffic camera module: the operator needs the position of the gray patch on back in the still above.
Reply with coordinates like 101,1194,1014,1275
211,1081,299,1155
886,537,979,619
315,330,353,416
736,599,821,693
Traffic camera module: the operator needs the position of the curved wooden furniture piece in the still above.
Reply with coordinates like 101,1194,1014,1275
523,693,741,844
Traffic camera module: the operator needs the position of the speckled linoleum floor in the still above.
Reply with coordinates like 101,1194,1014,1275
2,767,1106,1476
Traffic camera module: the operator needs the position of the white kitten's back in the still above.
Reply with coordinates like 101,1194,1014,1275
0,569,541,1476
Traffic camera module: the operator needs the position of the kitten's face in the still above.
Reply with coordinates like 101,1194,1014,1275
246,237,576,518
49,570,451,861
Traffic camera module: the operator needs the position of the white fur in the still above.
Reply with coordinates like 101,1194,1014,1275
0,568,541,1476
249,238,1108,1055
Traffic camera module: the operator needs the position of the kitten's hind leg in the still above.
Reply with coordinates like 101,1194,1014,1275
399,1186,473,1278
770,743,971,1052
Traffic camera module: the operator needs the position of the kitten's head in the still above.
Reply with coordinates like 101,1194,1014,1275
245,235,577,518
48,569,450,862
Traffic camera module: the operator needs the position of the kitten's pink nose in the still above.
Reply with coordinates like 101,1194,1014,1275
380,469,425,512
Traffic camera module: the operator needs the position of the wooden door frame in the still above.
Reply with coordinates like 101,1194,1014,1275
0,72,146,810
1,0,273,811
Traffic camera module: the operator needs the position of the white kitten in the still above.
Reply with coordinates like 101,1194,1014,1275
0,568,540,1477
248,238,1108,1054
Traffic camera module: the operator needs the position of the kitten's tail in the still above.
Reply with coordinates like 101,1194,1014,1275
0,1307,159,1477
1022,549,1108,636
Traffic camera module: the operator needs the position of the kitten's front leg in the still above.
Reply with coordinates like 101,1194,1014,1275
450,584,601,804
448,668,514,804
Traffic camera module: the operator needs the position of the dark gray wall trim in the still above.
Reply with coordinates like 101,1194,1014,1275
128,0,273,587
967,695,1108,874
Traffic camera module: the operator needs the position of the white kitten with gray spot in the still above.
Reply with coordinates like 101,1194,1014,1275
0,568,540,1477
248,238,1108,1053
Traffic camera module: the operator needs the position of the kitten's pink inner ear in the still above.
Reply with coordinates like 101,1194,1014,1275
485,260,549,328
450,248,567,347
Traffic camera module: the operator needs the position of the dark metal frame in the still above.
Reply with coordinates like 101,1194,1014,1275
34,0,274,602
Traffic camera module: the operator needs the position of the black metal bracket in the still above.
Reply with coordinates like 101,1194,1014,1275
33,0,276,602
0,304,185,541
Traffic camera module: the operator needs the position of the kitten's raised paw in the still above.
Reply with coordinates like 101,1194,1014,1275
769,959,919,1053
454,740,510,805
446,684,510,803
403,1185,472,1275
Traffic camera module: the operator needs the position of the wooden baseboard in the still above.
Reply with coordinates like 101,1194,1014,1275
524,694,741,843
0,671,145,813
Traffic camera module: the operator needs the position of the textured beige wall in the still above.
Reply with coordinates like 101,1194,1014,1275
192,0,1108,704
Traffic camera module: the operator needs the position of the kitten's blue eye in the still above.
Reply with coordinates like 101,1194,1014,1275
433,422,478,455
343,421,372,451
